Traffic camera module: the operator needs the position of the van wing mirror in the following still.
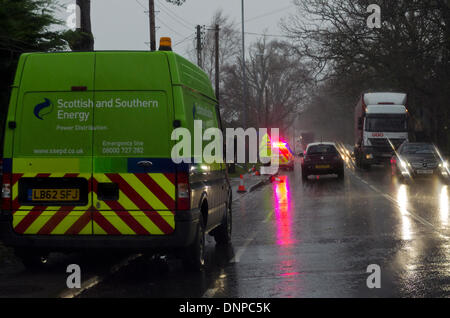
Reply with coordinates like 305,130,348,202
357,117,363,130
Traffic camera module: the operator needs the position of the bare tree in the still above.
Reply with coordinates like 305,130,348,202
221,39,313,134
282,0,450,147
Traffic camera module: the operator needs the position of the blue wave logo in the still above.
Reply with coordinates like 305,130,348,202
34,98,53,120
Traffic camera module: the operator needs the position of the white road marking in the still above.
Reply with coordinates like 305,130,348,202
348,169,449,240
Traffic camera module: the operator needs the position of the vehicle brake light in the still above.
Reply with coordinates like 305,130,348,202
390,157,397,165
71,86,87,91
177,172,190,211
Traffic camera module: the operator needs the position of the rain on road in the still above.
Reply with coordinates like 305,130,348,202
1,153,450,298
79,153,450,298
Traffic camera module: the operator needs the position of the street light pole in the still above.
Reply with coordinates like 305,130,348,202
241,0,247,129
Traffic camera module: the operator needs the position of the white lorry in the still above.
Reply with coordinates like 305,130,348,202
354,92,409,169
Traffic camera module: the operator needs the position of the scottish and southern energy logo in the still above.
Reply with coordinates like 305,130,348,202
34,98,53,120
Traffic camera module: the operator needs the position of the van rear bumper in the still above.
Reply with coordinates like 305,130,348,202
0,210,200,252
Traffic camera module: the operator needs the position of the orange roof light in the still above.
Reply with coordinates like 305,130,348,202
159,37,172,51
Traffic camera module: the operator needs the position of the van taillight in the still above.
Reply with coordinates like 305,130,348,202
177,172,190,211
1,173,11,210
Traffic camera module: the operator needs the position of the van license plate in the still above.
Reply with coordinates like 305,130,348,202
30,189,80,201
315,165,330,169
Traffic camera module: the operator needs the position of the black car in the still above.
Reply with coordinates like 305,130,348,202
391,142,449,183
301,142,344,181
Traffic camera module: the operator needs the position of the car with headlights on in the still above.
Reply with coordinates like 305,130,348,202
300,142,344,181
391,142,449,183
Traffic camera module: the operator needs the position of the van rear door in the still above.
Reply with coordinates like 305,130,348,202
11,53,95,235
91,52,176,235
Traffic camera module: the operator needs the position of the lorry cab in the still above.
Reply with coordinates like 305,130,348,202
0,43,231,271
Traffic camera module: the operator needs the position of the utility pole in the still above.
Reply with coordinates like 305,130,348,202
215,24,220,101
149,0,156,51
241,0,247,129
74,0,94,51
196,25,203,68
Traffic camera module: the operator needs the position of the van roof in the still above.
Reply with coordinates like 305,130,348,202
14,51,216,102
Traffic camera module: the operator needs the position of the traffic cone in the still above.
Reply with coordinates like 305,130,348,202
237,174,247,192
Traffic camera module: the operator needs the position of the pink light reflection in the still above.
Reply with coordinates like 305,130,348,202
273,176,296,246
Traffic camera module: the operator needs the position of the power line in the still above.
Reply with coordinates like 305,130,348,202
134,0,147,11
156,16,186,37
157,5,193,31
158,1,195,28
244,31,296,38
245,5,294,23
173,33,195,47
136,0,186,44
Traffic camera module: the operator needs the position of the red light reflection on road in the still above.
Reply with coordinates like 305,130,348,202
272,176,302,296
273,175,296,246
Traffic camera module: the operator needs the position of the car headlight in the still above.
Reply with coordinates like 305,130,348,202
400,160,410,170
440,161,448,169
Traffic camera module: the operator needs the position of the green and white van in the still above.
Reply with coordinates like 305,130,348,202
0,45,231,270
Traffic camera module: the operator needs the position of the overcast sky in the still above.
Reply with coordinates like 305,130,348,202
58,0,295,59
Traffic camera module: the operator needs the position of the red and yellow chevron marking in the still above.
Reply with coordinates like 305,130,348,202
91,173,175,235
278,147,292,165
10,172,176,236
11,173,92,235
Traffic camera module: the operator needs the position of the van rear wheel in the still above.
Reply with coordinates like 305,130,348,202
183,217,206,272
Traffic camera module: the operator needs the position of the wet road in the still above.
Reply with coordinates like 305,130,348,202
2,153,450,297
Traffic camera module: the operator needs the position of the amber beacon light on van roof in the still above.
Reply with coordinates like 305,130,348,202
159,37,172,51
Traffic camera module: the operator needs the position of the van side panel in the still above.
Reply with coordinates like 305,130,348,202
168,53,226,230
179,86,226,229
